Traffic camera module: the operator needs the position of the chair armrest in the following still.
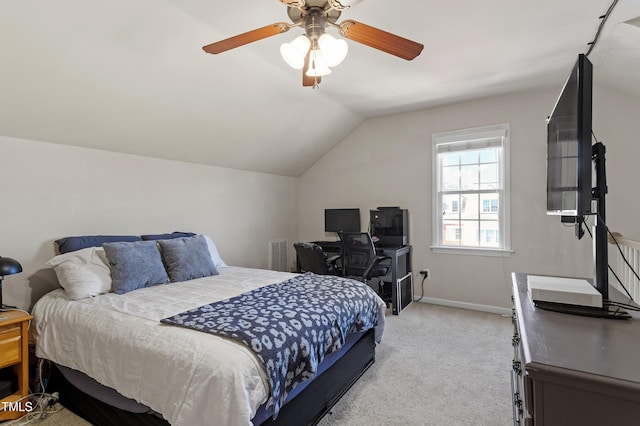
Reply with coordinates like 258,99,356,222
363,255,391,278
375,255,391,262
327,254,340,263
326,254,342,275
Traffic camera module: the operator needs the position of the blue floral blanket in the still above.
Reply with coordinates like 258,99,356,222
161,272,381,418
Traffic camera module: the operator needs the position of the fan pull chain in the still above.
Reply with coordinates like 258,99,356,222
311,14,320,89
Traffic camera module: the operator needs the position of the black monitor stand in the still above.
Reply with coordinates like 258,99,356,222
591,142,629,319
541,142,630,320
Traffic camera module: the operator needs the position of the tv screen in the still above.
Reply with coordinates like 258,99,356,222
546,54,593,217
324,208,360,233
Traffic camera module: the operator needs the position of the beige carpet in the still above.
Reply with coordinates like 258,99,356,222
318,302,512,426
30,302,512,426
4,404,92,426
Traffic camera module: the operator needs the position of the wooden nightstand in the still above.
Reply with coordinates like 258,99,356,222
0,310,32,421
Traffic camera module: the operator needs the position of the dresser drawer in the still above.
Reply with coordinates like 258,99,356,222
0,325,21,368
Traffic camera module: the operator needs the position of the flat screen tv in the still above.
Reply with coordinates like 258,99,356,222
540,54,630,318
324,208,360,233
546,54,593,218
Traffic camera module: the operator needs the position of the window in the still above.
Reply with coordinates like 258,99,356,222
444,225,462,243
479,229,498,244
432,124,510,255
482,198,499,213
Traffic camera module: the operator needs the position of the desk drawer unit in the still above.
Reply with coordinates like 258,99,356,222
0,326,21,368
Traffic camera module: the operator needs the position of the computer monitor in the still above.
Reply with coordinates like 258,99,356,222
324,208,361,233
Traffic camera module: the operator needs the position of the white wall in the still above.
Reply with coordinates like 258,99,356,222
298,86,640,311
0,136,298,311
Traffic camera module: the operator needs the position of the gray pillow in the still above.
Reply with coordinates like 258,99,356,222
158,236,218,282
103,240,169,294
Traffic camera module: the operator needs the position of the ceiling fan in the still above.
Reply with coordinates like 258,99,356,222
202,0,424,87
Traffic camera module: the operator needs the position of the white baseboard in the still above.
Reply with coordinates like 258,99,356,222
415,296,511,316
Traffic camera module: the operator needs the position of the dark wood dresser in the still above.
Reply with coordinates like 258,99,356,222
511,272,640,425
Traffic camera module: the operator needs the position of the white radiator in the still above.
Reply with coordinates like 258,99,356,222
609,233,640,302
269,239,288,272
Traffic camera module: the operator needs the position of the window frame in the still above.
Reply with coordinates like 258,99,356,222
431,123,512,257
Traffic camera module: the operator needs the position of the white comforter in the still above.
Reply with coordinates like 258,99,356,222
33,267,386,426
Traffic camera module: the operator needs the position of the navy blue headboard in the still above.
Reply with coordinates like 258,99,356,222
55,232,196,254
55,235,142,254
140,232,195,241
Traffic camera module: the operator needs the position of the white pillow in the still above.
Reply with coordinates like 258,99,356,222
47,247,112,300
201,235,228,269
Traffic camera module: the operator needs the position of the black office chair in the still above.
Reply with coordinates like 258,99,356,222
294,242,340,275
338,232,391,302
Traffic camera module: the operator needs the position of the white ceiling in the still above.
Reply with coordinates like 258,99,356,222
2,0,640,177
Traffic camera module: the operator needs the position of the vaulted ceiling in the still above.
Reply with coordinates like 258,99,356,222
2,0,640,176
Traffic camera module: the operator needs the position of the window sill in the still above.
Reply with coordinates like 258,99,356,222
430,246,513,257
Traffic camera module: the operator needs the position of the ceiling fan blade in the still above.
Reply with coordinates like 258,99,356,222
203,23,291,54
302,51,320,87
338,20,424,60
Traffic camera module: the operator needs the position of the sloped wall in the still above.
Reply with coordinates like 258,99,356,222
0,136,298,310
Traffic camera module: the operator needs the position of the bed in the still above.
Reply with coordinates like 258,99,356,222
31,233,386,426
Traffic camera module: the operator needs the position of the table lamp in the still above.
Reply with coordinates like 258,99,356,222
0,256,22,309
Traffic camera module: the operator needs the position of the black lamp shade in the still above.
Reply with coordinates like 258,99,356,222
0,257,22,276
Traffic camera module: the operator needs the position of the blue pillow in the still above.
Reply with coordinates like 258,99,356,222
158,236,218,282
56,235,142,254
140,232,195,241
103,241,169,294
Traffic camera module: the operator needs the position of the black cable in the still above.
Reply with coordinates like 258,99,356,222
606,225,640,284
583,212,638,302
602,303,633,317
608,300,640,311
585,0,619,57
414,273,426,303
608,265,627,296
593,214,634,301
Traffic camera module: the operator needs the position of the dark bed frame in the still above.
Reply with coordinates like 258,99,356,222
47,328,376,426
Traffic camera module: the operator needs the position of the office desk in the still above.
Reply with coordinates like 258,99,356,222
310,240,341,254
301,241,412,315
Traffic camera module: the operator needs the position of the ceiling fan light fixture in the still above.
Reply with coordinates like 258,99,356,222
280,35,311,69
317,33,348,67
203,1,424,87
305,49,332,77
328,0,364,10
